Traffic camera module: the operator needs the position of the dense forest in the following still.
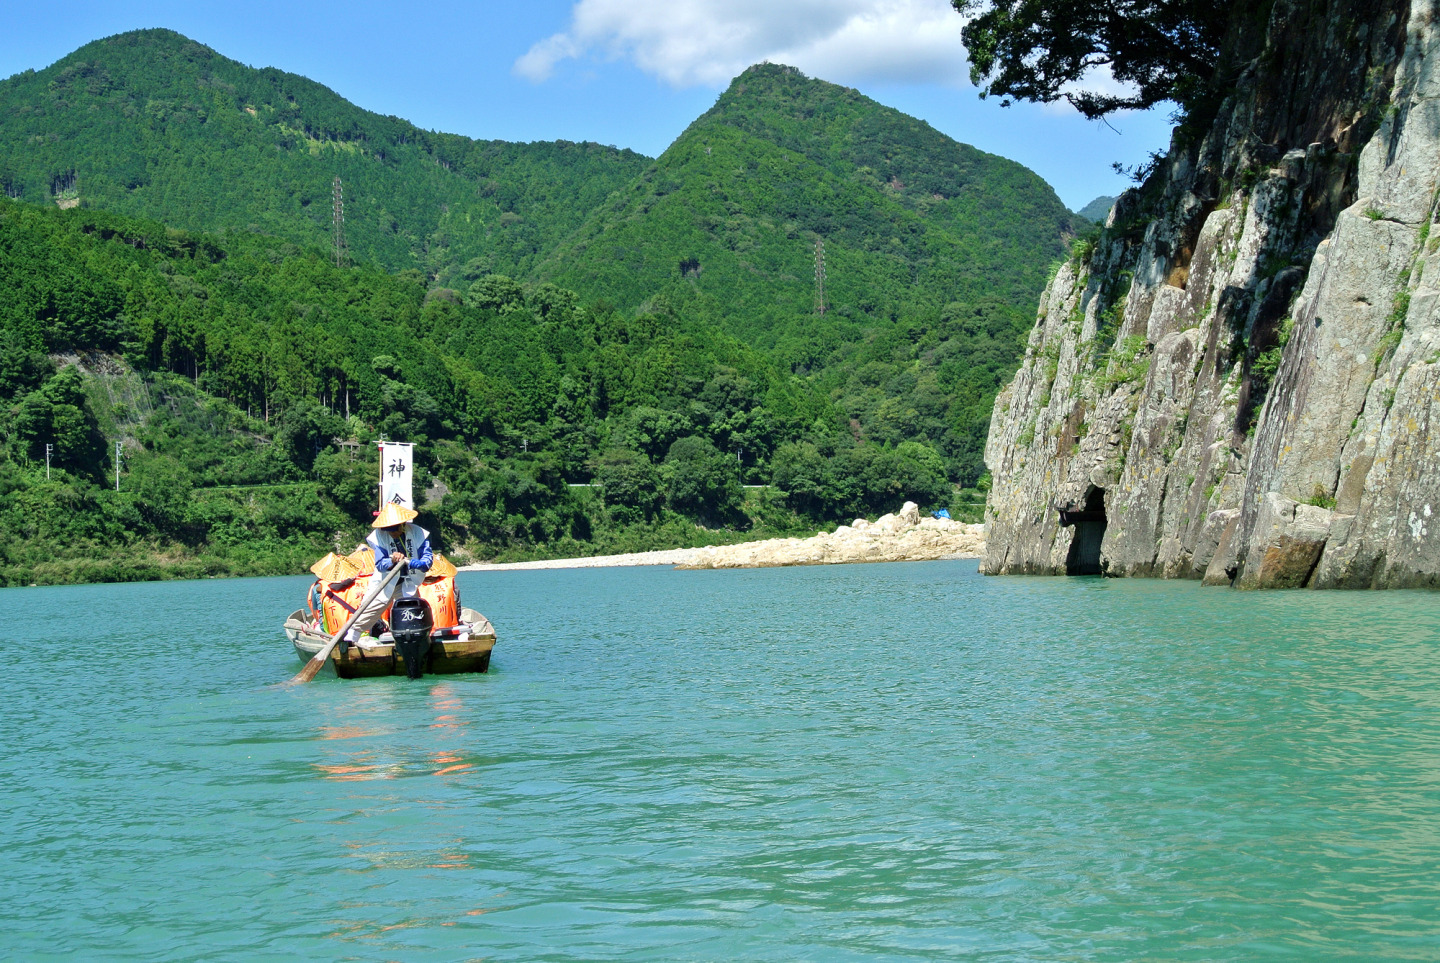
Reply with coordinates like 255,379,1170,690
0,31,1074,585
0,199,1005,585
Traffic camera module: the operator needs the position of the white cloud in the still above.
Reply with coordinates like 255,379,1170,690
514,0,972,89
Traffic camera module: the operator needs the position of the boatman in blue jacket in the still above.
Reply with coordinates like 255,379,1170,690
346,502,434,644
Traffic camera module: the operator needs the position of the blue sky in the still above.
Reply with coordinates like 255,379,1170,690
0,0,1175,210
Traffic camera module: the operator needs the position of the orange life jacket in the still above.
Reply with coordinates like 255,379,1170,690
416,574,460,629
313,554,457,634
320,578,371,635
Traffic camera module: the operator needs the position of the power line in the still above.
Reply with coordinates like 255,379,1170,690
333,176,348,269
814,236,826,315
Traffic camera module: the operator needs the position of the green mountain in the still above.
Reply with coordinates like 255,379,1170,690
534,64,1077,479
0,37,1073,337
0,37,1083,583
539,64,1077,343
0,29,648,281
1076,195,1116,223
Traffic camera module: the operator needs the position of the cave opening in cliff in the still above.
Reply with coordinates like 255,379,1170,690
1061,487,1107,576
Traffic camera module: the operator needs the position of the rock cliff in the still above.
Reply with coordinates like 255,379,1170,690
984,0,1440,589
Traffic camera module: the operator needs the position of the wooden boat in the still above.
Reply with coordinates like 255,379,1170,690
286,440,496,680
283,607,497,678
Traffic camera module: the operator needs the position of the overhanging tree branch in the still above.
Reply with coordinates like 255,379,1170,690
954,0,1235,120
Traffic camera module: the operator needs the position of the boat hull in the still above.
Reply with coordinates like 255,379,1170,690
283,607,496,678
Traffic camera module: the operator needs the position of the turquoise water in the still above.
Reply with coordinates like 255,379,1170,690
4,561,1440,961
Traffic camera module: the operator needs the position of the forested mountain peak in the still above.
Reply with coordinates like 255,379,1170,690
20,28,506,158
538,59,1076,348
0,29,650,281
696,62,1072,218
1075,195,1116,223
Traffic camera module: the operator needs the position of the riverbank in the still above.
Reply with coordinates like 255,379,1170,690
458,503,985,572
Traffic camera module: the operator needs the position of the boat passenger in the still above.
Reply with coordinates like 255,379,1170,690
307,579,325,628
346,503,434,644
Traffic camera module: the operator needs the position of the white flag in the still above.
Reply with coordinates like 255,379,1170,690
379,442,414,510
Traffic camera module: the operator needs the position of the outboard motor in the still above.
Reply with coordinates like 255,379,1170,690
389,597,434,679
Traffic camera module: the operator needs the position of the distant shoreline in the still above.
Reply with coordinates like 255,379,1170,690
457,543,983,573
458,547,706,572
458,506,985,572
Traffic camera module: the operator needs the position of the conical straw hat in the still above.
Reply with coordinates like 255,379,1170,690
309,551,361,582
372,502,419,528
427,553,457,579
345,546,374,576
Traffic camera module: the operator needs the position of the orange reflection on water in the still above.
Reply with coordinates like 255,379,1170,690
312,680,479,782
319,726,376,741
427,851,470,869
432,750,474,776
429,683,464,730
377,921,415,933
464,893,506,917
314,762,392,781
434,763,473,775
314,750,396,781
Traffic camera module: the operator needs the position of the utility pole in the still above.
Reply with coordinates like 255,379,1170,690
44,443,52,481
332,176,348,268
114,441,123,492
814,236,826,315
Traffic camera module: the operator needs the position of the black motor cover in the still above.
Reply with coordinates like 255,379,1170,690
389,597,434,679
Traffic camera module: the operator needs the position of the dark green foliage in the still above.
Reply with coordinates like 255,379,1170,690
276,399,346,473
770,438,950,519
13,366,107,475
661,436,743,524
593,449,662,523
0,344,54,398
467,274,527,313
769,441,830,517
956,0,1235,119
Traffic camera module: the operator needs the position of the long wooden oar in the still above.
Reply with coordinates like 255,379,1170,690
287,562,406,685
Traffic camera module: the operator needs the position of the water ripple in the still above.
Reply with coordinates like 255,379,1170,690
2,564,1439,960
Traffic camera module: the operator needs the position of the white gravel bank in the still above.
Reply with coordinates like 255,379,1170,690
457,502,985,573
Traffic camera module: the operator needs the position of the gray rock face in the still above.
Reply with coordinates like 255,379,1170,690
985,0,1440,590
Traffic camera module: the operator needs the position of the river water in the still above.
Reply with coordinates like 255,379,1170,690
3,561,1439,961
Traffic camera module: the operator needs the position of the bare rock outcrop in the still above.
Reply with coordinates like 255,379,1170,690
675,502,984,569
984,0,1440,590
